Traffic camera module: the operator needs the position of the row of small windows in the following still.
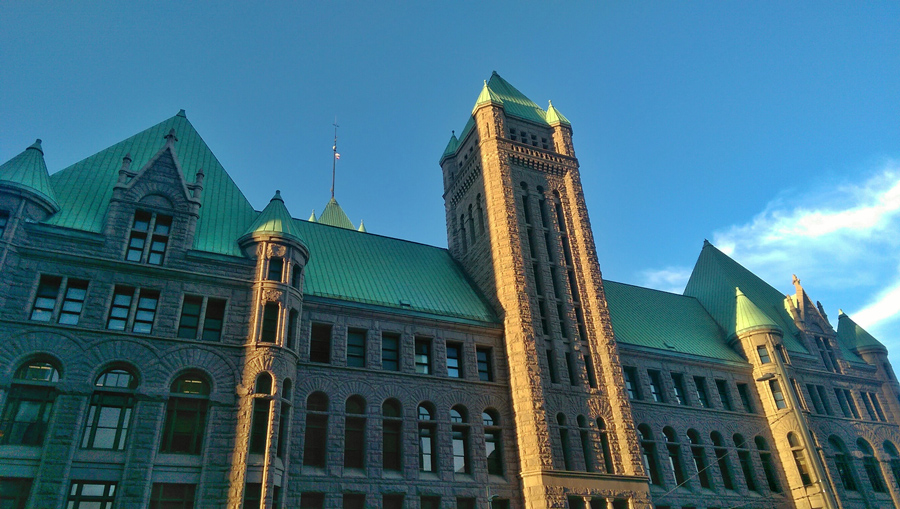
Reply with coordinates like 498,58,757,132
555,414,614,473
308,323,495,381
0,480,196,509
793,380,890,422
457,194,486,254
508,128,549,150
829,435,900,496
302,393,505,477
298,493,510,509
623,367,756,413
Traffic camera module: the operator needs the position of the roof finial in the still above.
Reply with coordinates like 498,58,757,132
331,117,340,199
164,128,178,146
452,130,455,137
28,139,43,154
792,274,802,292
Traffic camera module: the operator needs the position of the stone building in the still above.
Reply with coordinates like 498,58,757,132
0,73,897,509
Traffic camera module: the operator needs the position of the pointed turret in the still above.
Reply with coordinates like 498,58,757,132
837,310,885,353
357,220,366,233
0,139,59,215
545,100,571,126
308,209,317,222
317,197,357,230
735,287,781,336
240,190,305,245
440,131,459,163
473,79,504,111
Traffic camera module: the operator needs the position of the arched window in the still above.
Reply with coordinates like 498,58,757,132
483,409,503,476
476,195,485,235
829,436,857,491
459,215,468,253
255,373,273,394
82,367,137,450
755,436,781,493
638,424,662,485
733,434,757,491
711,431,735,490
577,415,593,472
451,405,471,474
382,399,402,472
344,396,367,469
276,379,293,459
1,358,61,446
161,372,210,454
418,403,436,472
687,429,711,489
858,438,887,493
664,427,687,486
303,392,329,467
249,373,273,455
596,418,613,474
557,413,572,470
884,441,900,492
788,432,813,486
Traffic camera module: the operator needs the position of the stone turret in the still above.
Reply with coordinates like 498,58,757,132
0,139,59,230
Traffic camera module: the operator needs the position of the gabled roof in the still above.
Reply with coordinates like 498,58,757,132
735,287,781,336
46,110,256,256
684,241,809,353
0,139,59,211
242,190,305,244
317,197,356,230
837,311,885,352
604,280,745,362
294,218,497,323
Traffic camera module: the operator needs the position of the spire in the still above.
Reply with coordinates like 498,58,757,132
308,209,317,222
473,79,504,112
441,130,459,162
837,310,886,352
735,287,781,336
331,118,339,199
240,190,305,244
0,138,59,214
317,197,356,230
545,100,571,126
357,220,366,233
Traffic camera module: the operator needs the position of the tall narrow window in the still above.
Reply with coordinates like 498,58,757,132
734,434,757,492
160,372,209,454
806,384,824,414
82,368,137,450
303,392,328,468
58,278,88,325
415,338,432,375
623,367,641,400
1,359,60,445
286,309,298,350
446,343,462,378
476,347,493,381
597,418,613,473
756,345,771,364
346,329,366,368
126,210,151,262
556,414,572,470
132,289,159,334
483,410,503,476
565,352,578,386
107,286,134,331
829,436,857,492
451,406,471,474
843,389,860,418
816,385,834,415
755,436,781,493
260,302,279,343
671,373,687,405
737,383,754,413
638,424,662,485
67,481,116,509
578,416,593,472
344,396,366,469
382,333,400,371
884,441,900,493
177,296,203,339
687,430,711,489
0,211,8,238
858,438,887,492
788,433,813,487
583,354,597,388
249,398,270,455
694,377,710,408
769,380,786,409
711,431,735,490
648,370,664,402
716,379,733,410
664,427,687,486
291,263,301,289
30,275,61,322
0,478,33,509
276,381,291,459
149,483,196,509
243,484,262,509
382,399,402,472
834,388,853,417
309,323,331,363
267,257,283,281
203,298,226,341
126,210,172,265
147,214,172,265
418,403,436,472
547,349,559,383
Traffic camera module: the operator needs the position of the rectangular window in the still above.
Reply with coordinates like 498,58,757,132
57,279,88,325
452,426,470,474
260,302,279,343
243,483,262,509
67,482,116,509
268,257,283,282
276,403,290,459
344,416,366,468
791,378,808,411
716,379,733,410
756,345,771,364
291,263,302,289
346,329,367,368
300,493,324,509
149,483,195,509
177,296,226,341
769,380,786,409
807,384,824,414
147,215,172,265
816,385,834,415
446,343,462,378
565,352,578,386
127,210,171,265
384,494,404,509
457,498,476,509
584,354,597,388
286,309,298,350
82,392,134,450
844,389,861,418
126,210,151,262
249,399,270,454
30,275,61,322
343,494,366,509
303,413,327,467
177,295,202,339
0,211,8,238
132,289,159,334
0,477,32,509
29,276,89,325
648,370,664,402
694,376,710,407
382,333,400,371
623,367,640,400
737,383,754,413
477,347,493,381
202,298,226,341
415,338,432,375
421,496,441,509
383,419,402,471
671,373,687,404
309,323,331,363
106,286,134,331
547,349,559,383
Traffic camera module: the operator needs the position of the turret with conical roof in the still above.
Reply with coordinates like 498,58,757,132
0,139,60,223
837,310,886,354
735,287,782,337
239,190,306,249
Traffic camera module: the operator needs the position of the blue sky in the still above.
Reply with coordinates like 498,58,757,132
3,2,899,353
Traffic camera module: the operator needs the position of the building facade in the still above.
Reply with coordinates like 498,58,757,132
0,73,898,509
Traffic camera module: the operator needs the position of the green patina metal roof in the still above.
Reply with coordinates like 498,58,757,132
243,190,305,243
294,219,497,323
441,132,459,162
317,197,356,230
46,110,256,256
837,311,885,352
604,280,745,362
684,241,809,354
357,220,366,233
735,287,781,336
545,101,571,126
473,80,504,110
0,139,59,211
480,72,548,125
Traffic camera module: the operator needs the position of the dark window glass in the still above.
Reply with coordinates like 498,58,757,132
300,492,324,509
126,210,151,262
382,333,400,371
384,494,404,509
547,349,559,383
694,377,710,407
267,257,283,281
664,428,686,486
623,367,640,400
249,399,270,454
477,347,493,381
638,425,661,485
0,211,8,239
177,296,203,339
149,483,196,509
421,496,441,509
1,361,60,446
309,323,331,363
565,352,578,386
383,414,402,471
755,437,781,493
260,303,279,343
715,379,732,410
347,329,366,368
671,373,687,404
648,370,664,402
734,435,757,492
344,396,366,469
276,401,290,459
132,289,159,334
147,214,172,265
202,298,226,341
67,482,116,509
583,354,597,388
58,279,88,325
291,263,301,289
457,498,476,509
243,483,262,508
30,275,61,322
789,433,813,486
687,431,711,489
415,338,431,374
303,407,328,467
418,404,436,472
597,418,614,473
82,370,136,450
446,343,462,378
756,345,771,364
0,477,32,509
737,383,754,413
160,373,209,454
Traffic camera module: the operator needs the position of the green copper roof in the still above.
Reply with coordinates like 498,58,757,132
357,220,366,233
735,287,781,336
308,210,317,222
604,280,745,362
243,190,305,243
473,80,504,110
46,111,256,256
441,132,459,161
480,72,548,125
684,241,809,354
294,219,497,323
837,311,885,351
0,139,59,211
545,101,571,126
317,197,356,230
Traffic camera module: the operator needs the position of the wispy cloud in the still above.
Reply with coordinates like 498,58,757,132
638,267,693,294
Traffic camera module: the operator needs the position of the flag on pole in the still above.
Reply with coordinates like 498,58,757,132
335,153,341,160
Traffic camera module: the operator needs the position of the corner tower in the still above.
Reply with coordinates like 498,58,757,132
441,73,651,508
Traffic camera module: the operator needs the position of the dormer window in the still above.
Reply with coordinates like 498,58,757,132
126,210,172,265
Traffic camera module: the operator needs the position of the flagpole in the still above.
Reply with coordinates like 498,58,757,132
331,117,338,199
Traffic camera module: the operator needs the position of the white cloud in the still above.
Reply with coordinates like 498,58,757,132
637,267,692,294
852,270,900,329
